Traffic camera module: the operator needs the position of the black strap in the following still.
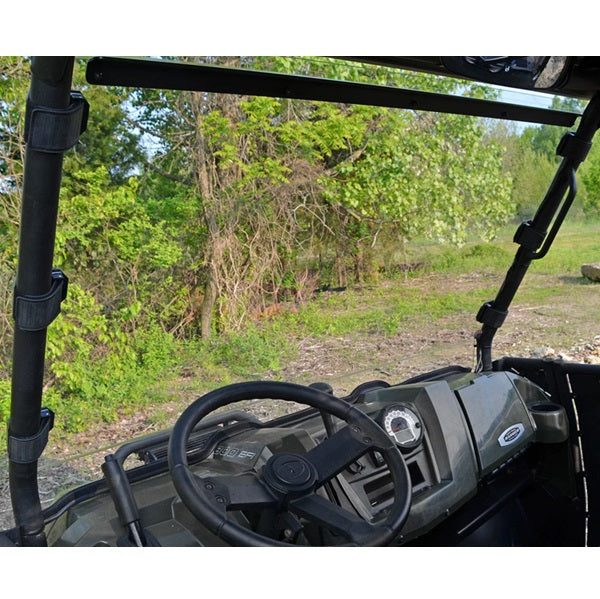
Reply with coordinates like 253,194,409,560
24,91,88,154
8,408,55,465
513,220,547,252
13,269,68,332
557,131,592,164
476,301,508,329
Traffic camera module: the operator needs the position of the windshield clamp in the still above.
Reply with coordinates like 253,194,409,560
513,220,547,252
24,90,89,153
476,301,508,329
557,131,592,164
13,269,69,332
8,408,55,465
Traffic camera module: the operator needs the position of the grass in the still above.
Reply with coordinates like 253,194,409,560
275,284,493,338
406,217,600,276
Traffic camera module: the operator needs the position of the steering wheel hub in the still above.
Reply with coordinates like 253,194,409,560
262,453,317,496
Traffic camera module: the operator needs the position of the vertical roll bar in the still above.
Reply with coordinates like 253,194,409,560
8,57,75,546
476,92,600,372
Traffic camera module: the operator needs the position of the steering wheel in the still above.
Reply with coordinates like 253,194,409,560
168,381,412,546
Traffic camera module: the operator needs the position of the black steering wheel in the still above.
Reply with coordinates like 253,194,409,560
168,381,412,546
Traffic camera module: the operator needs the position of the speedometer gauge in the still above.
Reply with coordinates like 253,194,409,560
380,405,423,450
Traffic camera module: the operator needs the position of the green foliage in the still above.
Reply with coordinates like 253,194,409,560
0,379,10,424
519,97,586,162
57,168,182,270
55,167,184,333
0,57,28,179
324,111,513,246
209,325,291,375
44,284,182,432
491,94,596,222
64,61,144,184
509,145,557,219
579,143,600,217
275,281,486,339
0,57,28,375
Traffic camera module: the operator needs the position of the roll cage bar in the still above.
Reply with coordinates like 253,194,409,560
7,56,600,546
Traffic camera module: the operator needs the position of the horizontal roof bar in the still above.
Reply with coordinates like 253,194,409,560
86,57,581,127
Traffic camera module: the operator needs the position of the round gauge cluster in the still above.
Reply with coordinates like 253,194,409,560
379,404,423,450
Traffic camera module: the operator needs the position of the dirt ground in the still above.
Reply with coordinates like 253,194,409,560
1,272,600,531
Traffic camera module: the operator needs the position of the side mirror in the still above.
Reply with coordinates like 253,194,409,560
442,56,570,90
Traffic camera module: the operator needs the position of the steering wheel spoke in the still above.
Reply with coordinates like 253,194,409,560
304,425,373,485
196,472,278,511
289,493,382,546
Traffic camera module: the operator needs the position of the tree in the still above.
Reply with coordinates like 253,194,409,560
131,57,518,333
517,96,598,218
133,57,333,337
63,60,144,184
0,57,29,377
579,142,600,217
520,96,587,162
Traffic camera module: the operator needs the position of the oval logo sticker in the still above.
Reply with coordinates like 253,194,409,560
498,423,525,447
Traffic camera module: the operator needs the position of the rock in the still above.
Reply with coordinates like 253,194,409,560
581,263,600,282
585,355,600,365
530,346,555,358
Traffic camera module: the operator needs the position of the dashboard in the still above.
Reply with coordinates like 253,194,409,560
337,370,549,541
44,369,568,546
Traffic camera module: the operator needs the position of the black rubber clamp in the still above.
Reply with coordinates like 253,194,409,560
24,90,89,154
557,131,592,164
513,220,547,252
476,301,508,329
8,408,55,465
13,269,69,332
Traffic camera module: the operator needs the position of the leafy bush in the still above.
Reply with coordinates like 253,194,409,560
0,379,10,425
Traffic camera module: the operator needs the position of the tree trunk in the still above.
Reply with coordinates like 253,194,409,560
200,262,218,338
